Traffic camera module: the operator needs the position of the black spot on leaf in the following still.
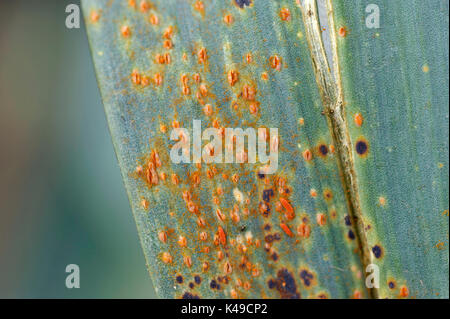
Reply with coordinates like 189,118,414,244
271,252,279,261
182,292,200,299
319,144,328,156
235,0,251,9
348,230,355,240
299,270,314,287
355,139,369,156
263,189,274,202
210,279,221,290
268,269,300,299
372,245,383,258
344,215,352,226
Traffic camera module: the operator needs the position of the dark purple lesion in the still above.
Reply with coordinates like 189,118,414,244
299,269,314,287
372,245,383,258
318,144,329,156
182,292,200,299
262,189,274,202
210,279,221,290
355,139,369,156
344,215,352,226
267,269,301,299
259,202,271,217
271,252,279,261
235,0,252,9
348,229,355,240
264,233,281,244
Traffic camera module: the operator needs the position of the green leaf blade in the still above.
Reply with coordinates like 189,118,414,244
331,0,449,298
82,0,367,298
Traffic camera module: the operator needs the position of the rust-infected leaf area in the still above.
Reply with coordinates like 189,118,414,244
327,0,449,299
82,0,367,298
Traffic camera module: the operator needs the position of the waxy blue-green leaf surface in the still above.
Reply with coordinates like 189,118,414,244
81,0,448,299
330,0,449,298
82,0,366,299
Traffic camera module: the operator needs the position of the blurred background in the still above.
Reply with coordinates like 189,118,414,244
0,0,156,298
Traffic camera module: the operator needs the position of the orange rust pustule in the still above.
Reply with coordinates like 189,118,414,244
329,144,335,154
139,0,150,12
203,104,213,116
316,213,326,226
197,47,208,64
184,255,193,268
279,198,295,220
354,113,364,127
194,1,205,15
178,236,187,247
198,83,208,96
218,226,227,246
146,163,158,186
121,25,131,37
247,102,257,115
227,69,239,86
162,252,173,264
141,198,149,210
242,84,257,100
141,75,150,87
223,14,234,25
399,286,409,298
158,231,168,243
269,55,282,71
90,10,100,23
352,290,362,299
154,73,163,86
131,69,141,84
245,52,253,64
163,26,174,39
338,26,348,37
149,14,159,25
297,223,311,238
302,149,313,161
280,223,294,237
163,39,173,49
155,53,166,64
223,261,233,274
279,8,291,21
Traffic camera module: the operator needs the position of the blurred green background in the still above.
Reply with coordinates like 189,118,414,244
0,0,156,298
